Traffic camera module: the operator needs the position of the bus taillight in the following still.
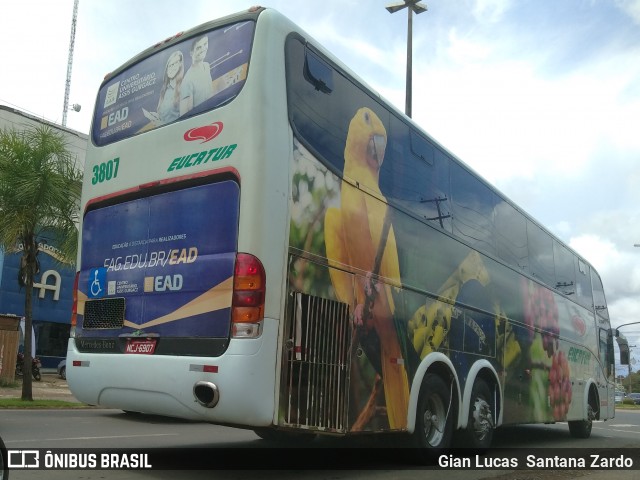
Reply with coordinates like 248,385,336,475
70,272,80,337
232,253,265,338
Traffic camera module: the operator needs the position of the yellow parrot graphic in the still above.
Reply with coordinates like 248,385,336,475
324,107,410,430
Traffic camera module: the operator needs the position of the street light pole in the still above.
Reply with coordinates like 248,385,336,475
386,0,427,118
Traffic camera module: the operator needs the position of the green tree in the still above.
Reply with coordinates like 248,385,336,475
0,124,82,400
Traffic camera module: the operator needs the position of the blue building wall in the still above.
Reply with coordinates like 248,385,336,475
0,240,75,369
0,106,87,369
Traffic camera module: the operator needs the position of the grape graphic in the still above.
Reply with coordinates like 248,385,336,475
520,279,559,356
549,351,571,421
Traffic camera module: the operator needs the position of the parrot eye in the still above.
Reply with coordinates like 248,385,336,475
363,110,370,124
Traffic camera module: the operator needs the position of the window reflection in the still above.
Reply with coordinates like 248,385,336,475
286,35,605,314
382,117,451,231
553,241,575,296
495,201,528,272
527,222,555,286
574,257,593,309
591,270,609,319
451,162,497,256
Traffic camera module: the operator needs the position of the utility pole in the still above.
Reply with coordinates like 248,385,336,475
386,0,427,118
62,0,79,127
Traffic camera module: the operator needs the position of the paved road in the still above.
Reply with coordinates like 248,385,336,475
1,408,639,480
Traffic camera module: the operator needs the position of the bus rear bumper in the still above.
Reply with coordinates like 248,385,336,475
66,318,279,427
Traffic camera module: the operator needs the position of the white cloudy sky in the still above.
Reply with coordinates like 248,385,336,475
2,1,640,371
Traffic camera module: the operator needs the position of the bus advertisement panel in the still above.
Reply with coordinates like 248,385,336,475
92,21,254,146
75,181,239,355
283,35,612,443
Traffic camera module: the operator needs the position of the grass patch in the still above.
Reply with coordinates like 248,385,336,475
0,398,89,409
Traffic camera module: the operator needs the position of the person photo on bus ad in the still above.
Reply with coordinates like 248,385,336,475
180,34,214,116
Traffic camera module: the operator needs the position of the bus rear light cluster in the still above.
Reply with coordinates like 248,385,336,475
70,272,80,338
231,253,265,338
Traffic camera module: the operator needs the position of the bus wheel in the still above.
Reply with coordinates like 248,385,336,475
458,378,494,451
568,403,594,439
412,373,453,457
0,433,8,480
253,428,317,444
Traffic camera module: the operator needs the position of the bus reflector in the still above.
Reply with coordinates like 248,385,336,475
232,253,265,338
72,360,90,367
189,364,219,373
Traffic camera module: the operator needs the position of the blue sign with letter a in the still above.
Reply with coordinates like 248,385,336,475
88,267,107,298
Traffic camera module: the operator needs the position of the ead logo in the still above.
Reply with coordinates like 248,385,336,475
183,122,223,143
144,274,184,293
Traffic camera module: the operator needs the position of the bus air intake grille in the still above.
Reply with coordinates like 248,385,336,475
281,292,351,433
83,298,126,329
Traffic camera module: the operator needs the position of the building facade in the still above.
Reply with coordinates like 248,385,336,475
0,105,87,368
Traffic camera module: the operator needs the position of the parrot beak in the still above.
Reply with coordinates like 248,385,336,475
368,134,387,169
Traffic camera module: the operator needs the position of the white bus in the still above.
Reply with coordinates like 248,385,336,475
67,6,616,454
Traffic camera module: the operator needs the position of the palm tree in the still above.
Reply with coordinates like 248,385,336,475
0,124,82,400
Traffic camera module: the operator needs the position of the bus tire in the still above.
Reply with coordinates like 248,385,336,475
412,373,453,457
0,432,8,480
568,403,594,439
458,378,494,451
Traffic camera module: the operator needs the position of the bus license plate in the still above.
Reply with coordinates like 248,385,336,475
125,339,156,354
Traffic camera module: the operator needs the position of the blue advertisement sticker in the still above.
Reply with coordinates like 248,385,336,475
78,180,239,338
92,20,255,146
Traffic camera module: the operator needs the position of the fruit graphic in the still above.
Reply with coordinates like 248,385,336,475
408,251,490,359
520,279,559,357
549,351,572,421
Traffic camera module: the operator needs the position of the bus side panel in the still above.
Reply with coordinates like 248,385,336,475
286,133,603,432
284,35,609,434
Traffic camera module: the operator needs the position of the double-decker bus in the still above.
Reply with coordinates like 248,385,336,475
67,6,617,454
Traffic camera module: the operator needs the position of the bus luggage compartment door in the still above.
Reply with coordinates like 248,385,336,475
280,287,351,433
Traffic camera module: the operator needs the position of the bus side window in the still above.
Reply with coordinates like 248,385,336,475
607,330,615,378
495,201,528,273
553,240,575,296
599,328,613,377
382,117,451,232
591,270,609,320
410,130,434,165
304,49,333,94
526,221,555,287
574,257,593,310
450,162,498,256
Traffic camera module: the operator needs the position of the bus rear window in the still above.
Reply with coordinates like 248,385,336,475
92,20,255,146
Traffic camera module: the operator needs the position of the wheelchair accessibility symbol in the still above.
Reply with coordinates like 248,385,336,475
88,267,107,298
